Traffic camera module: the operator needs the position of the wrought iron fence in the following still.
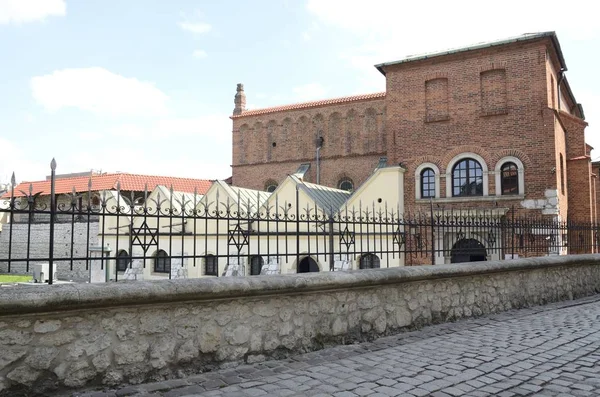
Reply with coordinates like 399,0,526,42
0,161,598,284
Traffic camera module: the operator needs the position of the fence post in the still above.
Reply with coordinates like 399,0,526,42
295,185,300,272
328,214,334,271
430,198,435,266
511,205,515,259
7,173,16,273
48,158,57,285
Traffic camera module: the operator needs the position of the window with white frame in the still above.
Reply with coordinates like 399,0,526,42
446,153,489,198
452,159,483,197
415,163,440,199
421,168,436,198
494,156,524,196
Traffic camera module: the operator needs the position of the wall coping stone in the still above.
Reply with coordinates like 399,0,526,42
2,254,599,316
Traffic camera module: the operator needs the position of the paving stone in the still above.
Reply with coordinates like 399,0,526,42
73,296,600,397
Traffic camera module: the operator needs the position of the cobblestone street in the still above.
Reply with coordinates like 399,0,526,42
78,295,600,397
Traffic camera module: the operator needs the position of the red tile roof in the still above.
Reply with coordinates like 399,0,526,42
231,92,386,118
5,173,213,198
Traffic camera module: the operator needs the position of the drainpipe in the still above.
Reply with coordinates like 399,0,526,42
557,68,566,112
316,136,324,185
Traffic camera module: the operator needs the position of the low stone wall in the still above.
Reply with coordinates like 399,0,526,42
1,254,600,395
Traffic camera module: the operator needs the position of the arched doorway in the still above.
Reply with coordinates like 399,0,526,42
451,238,487,263
297,257,319,273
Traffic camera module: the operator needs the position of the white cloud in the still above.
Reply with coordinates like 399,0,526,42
178,21,211,34
0,137,47,184
31,67,169,116
580,92,600,159
103,114,230,141
78,131,104,142
0,0,65,25
193,49,207,59
307,0,600,92
307,0,599,40
293,83,327,101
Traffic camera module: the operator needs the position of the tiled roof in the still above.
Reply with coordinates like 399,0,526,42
5,173,213,198
232,92,386,118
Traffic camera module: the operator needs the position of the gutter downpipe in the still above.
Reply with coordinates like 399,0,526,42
557,68,566,112
316,136,324,185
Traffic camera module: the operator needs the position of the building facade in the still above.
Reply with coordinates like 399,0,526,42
230,32,592,226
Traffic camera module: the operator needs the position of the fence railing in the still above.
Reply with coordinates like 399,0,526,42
1,161,598,284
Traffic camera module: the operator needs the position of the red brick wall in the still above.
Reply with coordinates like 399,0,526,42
381,38,580,216
231,97,386,190
230,36,590,224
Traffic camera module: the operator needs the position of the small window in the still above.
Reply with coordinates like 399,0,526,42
91,195,100,206
205,254,218,276
452,159,483,197
250,255,264,275
116,249,130,272
500,162,519,195
265,183,277,193
338,178,354,192
359,253,380,269
420,168,435,198
154,249,171,273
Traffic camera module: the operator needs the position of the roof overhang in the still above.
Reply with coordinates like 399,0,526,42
375,32,566,75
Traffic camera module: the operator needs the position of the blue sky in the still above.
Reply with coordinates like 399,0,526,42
1,0,598,185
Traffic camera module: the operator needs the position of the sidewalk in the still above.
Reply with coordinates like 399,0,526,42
77,295,600,397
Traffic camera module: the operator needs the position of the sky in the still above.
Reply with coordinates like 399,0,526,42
0,0,599,185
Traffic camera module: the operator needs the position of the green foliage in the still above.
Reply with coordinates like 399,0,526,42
0,274,32,283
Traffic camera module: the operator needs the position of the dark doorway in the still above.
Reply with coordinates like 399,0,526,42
297,257,319,273
451,238,487,263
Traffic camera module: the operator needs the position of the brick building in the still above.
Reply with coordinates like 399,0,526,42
230,32,592,225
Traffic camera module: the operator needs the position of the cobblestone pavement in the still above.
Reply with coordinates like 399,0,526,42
78,295,600,397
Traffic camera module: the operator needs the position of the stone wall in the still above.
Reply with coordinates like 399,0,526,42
0,222,99,282
1,254,600,395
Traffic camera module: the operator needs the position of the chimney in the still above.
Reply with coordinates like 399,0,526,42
233,83,246,116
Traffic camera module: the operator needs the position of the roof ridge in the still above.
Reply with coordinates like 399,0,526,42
376,31,561,73
16,172,213,186
232,91,386,118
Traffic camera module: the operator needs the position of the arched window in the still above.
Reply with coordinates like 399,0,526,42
204,254,217,276
338,178,354,192
415,163,440,199
250,255,264,276
264,181,278,193
452,159,483,197
116,249,130,272
494,156,524,196
420,168,435,198
154,249,170,273
359,253,380,269
500,162,519,195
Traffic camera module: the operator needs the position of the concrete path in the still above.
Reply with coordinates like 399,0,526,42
78,295,600,397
